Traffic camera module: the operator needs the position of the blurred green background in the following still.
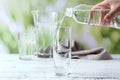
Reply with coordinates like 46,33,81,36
0,0,120,54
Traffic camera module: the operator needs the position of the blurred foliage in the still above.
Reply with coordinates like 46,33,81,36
0,0,120,54
90,26,120,54
0,22,18,53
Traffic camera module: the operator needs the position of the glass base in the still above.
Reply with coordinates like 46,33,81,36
55,72,71,76
54,66,70,76
19,55,33,60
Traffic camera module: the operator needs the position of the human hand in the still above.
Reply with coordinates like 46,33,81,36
88,0,120,26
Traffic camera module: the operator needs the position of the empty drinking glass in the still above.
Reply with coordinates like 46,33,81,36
32,10,64,58
18,30,37,60
35,22,56,58
53,27,71,76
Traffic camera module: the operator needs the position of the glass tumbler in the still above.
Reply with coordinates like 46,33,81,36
36,22,56,58
53,27,71,76
18,30,37,60
32,10,64,58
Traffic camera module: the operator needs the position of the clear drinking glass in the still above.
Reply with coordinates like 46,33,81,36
18,30,37,60
35,22,56,58
53,27,71,76
32,10,64,58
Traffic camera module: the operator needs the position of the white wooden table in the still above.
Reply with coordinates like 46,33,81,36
0,54,120,80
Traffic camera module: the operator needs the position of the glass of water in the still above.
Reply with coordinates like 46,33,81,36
53,27,71,76
18,30,37,60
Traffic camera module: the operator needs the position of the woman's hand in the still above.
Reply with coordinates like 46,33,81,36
88,0,120,26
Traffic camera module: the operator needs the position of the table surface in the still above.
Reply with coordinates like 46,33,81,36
0,54,120,80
